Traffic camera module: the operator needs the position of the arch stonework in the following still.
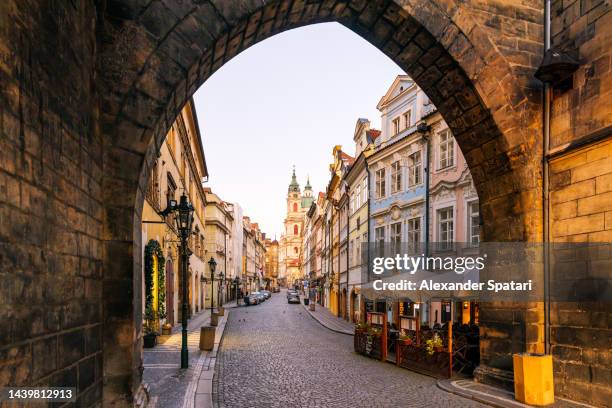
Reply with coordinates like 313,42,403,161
98,2,545,401
0,0,564,406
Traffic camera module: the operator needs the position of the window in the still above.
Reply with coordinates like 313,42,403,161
408,151,422,187
355,184,361,209
362,177,368,203
355,236,360,265
146,161,160,209
293,202,298,212
391,222,402,249
392,117,401,135
468,201,480,245
391,161,402,193
294,247,298,254
407,218,420,252
438,130,454,169
349,240,354,267
438,207,454,249
375,169,386,198
375,226,385,257
403,110,412,129
294,225,299,235
166,173,176,208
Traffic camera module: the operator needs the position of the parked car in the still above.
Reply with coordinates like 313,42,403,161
286,289,298,298
253,291,266,303
244,293,259,306
287,292,300,304
261,290,271,299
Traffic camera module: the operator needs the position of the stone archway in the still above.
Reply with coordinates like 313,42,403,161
0,1,549,406
97,2,545,402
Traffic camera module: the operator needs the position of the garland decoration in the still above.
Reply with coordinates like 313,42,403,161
144,240,166,332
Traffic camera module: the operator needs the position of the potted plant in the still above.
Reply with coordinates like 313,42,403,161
161,323,172,336
143,309,158,348
425,333,443,355
398,333,413,346
355,322,369,334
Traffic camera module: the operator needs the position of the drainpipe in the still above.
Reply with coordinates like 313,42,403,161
543,0,552,355
366,161,371,281
365,160,371,323
418,122,431,258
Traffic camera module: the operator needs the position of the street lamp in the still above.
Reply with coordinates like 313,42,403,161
208,257,217,311
159,193,194,369
234,276,240,306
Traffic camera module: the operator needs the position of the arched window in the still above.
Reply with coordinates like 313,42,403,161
294,225,299,235
293,202,298,212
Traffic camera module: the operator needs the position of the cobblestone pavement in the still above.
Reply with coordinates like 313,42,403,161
213,291,487,408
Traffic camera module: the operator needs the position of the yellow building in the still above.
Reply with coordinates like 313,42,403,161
141,98,208,332
325,146,354,316
203,187,233,309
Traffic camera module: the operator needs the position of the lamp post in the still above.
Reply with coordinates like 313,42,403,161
217,270,224,309
159,193,194,369
234,277,240,306
208,257,217,312
200,275,207,310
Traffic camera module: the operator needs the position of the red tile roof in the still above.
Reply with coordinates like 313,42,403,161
366,129,381,140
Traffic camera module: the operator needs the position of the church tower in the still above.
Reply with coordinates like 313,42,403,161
302,176,313,209
280,166,306,286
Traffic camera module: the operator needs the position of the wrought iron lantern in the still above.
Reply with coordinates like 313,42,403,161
175,194,194,236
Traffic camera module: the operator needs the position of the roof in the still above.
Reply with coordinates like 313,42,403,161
376,75,416,111
339,151,355,166
185,98,209,179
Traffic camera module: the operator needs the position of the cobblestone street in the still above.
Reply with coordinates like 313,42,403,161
213,291,487,408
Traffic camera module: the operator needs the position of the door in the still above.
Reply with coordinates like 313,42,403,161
166,260,174,326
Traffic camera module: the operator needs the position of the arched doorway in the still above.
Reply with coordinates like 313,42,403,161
166,259,174,326
102,1,544,397
341,288,347,320
350,290,359,323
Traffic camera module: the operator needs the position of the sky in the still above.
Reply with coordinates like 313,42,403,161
194,22,404,238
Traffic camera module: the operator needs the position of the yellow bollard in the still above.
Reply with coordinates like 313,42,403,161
513,353,555,405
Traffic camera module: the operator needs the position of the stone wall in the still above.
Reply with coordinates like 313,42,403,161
549,139,612,405
0,0,104,406
550,0,611,149
547,0,611,404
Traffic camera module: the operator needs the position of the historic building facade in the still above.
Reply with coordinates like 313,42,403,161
141,99,209,330
202,188,233,309
345,119,379,323
264,238,279,290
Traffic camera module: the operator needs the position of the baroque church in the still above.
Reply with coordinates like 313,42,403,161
278,167,313,287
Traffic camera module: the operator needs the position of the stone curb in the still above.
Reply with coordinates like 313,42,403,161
192,308,232,408
302,303,354,336
436,379,520,408
436,379,594,408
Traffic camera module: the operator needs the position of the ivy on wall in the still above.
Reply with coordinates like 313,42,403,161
144,240,166,331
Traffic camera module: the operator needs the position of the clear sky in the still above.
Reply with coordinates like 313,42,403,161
193,22,404,237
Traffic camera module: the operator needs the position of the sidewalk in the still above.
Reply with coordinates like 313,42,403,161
144,301,236,408
302,302,354,335
437,379,595,408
